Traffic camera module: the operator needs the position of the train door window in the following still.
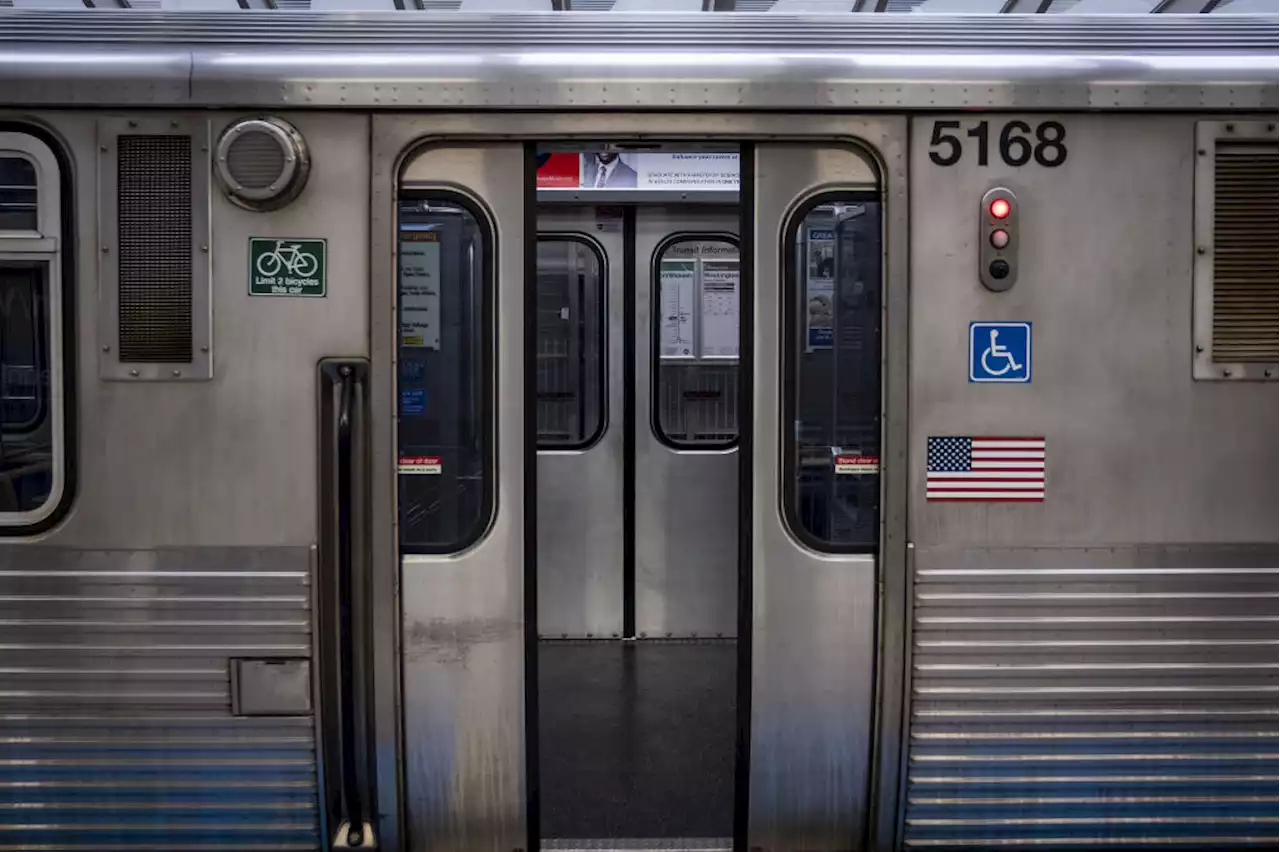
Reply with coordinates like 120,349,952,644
0,133,66,528
535,236,606,449
782,194,882,551
396,194,493,552
652,235,740,449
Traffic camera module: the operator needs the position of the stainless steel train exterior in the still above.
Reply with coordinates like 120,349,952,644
0,9,1276,852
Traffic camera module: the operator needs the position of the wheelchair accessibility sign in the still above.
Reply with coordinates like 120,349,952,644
969,322,1031,383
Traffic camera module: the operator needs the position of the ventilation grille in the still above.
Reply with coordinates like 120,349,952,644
1212,142,1278,364
226,129,287,191
117,135,193,364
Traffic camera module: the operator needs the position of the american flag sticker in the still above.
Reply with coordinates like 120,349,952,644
926,436,1045,502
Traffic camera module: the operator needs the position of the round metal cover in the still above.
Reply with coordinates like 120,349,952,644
214,117,310,210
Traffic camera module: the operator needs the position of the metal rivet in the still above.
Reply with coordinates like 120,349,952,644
99,144,108,153
200,245,209,253
1266,369,1274,378
128,369,139,377
1197,148,1206,156
1195,344,1204,353
1269,124,1276,133
201,345,210,353
1225,123,1235,132
101,344,110,353
339,365,351,377
172,369,182,377
1196,246,1206,255
170,120,179,129
1223,368,1233,377
127,120,138,128
101,246,109,254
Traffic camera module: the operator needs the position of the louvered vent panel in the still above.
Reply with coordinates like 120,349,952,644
0,546,321,851
1212,143,1278,364
116,135,194,364
903,546,1280,850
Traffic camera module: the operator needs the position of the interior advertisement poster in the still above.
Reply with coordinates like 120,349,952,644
536,151,739,191
660,259,696,358
399,229,441,350
805,227,835,352
699,258,740,360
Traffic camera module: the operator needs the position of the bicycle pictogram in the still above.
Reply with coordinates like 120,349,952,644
255,240,320,278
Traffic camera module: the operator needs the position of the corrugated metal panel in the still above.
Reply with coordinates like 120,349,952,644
0,10,1273,48
904,545,1279,850
0,546,321,852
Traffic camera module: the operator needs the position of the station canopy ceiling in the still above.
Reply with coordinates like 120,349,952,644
0,0,1270,13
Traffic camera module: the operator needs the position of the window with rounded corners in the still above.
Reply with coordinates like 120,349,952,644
396,192,494,553
0,129,72,532
535,234,607,450
651,232,741,450
782,192,883,553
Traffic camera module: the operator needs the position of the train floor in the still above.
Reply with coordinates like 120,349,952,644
538,639,737,846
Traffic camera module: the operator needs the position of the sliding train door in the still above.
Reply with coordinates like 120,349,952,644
390,143,529,852
748,143,886,851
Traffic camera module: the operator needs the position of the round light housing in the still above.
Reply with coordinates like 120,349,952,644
990,228,1010,249
989,198,1011,220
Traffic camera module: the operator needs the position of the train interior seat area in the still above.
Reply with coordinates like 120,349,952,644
533,149,743,843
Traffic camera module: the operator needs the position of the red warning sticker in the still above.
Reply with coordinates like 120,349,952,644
834,455,879,475
398,455,442,475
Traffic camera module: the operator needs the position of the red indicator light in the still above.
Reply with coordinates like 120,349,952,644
989,198,1011,219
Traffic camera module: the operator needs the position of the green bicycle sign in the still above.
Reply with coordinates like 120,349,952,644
249,237,327,297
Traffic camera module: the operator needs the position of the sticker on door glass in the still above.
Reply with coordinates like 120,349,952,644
398,455,441,475
835,454,879,475
399,229,441,350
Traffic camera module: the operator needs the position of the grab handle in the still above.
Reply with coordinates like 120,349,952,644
318,359,376,850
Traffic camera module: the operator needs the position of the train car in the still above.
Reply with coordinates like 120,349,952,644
0,6,1275,852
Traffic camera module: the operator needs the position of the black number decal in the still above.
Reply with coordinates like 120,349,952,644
999,121,1033,167
966,120,990,167
930,120,1069,167
928,120,962,167
1034,121,1068,167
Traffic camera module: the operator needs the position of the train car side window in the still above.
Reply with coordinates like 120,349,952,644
782,194,882,552
536,235,606,449
652,234,740,450
0,132,67,529
396,194,494,553
0,156,37,232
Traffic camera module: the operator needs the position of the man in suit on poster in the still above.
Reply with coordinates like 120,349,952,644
585,152,638,188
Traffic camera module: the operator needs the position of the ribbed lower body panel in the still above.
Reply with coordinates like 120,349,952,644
903,544,1279,850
